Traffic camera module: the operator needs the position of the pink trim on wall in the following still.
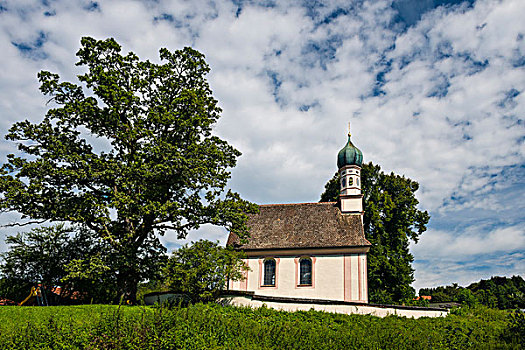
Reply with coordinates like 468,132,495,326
258,259,263,287
358,254,362,301
294,258,299,286
364,255,368,302
258,257,279,289
294,256,316,289
344,255,352,301
275,258,280,288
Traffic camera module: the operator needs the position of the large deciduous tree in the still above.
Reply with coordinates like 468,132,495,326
0,37,256,301
320,162,429,303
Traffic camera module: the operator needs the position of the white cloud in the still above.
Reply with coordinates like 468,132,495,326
159,224,230,254
413,251,525,291
413,224,525,258
0,0,523,289
411,224,525,290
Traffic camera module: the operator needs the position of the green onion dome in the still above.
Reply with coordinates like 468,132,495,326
337,133,363,168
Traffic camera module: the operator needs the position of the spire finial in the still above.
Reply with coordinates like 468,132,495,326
348,122,351,137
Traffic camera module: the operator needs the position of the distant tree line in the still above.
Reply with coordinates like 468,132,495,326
419,275,525,309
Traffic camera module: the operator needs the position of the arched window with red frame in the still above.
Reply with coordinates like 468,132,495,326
299,258,312,286
263,259,276,286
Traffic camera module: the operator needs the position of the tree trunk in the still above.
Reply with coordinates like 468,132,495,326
117,267,139,304
115,243,141,304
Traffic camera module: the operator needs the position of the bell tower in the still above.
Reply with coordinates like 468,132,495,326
337,125,363,214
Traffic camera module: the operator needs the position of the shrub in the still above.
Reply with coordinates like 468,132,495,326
163,240,248,303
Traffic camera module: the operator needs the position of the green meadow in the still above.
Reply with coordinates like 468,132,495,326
0,304,522,349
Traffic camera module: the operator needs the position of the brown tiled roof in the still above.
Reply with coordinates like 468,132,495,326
227,202,370,250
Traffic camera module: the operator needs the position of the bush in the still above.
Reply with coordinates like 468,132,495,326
163,240,248,303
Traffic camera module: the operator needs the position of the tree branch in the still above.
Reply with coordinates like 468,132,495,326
1,219,49,228
151,224,179,230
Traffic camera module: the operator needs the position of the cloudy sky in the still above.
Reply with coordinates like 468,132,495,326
0,0,523,291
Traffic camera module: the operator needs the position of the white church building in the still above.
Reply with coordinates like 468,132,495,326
227,131,371,302
224,131,448,317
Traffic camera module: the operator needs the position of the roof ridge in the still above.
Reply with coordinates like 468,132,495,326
259,202,336,207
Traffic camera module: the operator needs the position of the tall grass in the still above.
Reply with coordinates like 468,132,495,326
0,304,520,349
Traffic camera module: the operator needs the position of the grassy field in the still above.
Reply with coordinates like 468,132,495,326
0,303,521,349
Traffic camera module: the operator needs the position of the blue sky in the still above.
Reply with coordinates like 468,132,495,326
0,0,523,291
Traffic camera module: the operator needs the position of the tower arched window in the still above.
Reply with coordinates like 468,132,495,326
299,258,312,286
263,259,276,286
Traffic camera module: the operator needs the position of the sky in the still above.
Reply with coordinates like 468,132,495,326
0,0,523,291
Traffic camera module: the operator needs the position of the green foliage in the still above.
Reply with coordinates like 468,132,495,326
401,297,430,307
0,224,114,303
0,304,519,349
457,289,478,307
0,37,257,300
419,275,525,310
420,283,462,303
319,173,340,203
163,240,248,303
62,254,118,304
320,162,429,303
502,310,525,346
63,234,167,304
0,223,166,304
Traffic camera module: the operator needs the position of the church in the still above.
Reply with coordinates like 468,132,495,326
227,130,371,303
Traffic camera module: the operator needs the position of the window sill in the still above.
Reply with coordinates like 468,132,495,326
297,284,313,287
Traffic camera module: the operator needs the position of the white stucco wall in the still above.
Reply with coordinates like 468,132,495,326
223,295,448,319
230,253,368,303
340,198,363,212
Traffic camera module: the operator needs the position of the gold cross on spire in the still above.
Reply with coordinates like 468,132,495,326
348,122,351,137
